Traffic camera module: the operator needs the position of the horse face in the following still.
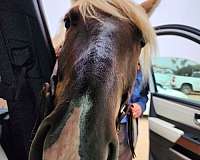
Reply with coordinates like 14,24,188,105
55,8,143,160
30,1,157,160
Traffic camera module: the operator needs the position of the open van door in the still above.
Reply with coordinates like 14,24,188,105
149,24,200,160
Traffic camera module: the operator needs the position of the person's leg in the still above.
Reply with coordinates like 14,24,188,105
5,82,37,160
7,98,36,160
118,124,132,160
8,100,36,159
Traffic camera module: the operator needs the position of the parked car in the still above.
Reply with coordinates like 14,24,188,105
171,71,200,94
157,84,188,99
154,72,173,88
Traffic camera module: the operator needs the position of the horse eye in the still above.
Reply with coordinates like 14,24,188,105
64,17,71,29
140,38,146,48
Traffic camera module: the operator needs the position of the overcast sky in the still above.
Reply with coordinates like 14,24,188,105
42,0,200,36
42,0,200,62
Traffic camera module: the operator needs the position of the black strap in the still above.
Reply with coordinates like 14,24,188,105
128,115,136,158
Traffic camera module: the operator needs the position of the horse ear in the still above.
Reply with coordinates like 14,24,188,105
140,0,160,15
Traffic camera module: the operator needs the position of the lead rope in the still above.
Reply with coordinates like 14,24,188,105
116,92,136,159
128,114,136,158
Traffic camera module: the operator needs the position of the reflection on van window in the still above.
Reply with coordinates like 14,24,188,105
153,57,200,104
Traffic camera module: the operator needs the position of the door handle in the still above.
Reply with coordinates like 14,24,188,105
194,113,200,126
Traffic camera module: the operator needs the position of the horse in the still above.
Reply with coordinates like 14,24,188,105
29,0,157,159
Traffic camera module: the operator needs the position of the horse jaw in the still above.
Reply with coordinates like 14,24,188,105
140,0,160,15
43,107,81,160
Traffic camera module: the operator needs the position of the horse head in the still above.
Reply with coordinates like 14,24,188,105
30,0,157,160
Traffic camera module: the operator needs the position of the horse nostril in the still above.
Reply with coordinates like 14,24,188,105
107,142,117,160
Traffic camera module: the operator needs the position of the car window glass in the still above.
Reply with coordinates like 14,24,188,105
153,35,200,104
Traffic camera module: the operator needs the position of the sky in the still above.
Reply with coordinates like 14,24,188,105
42,0,200,63
42,0,200,36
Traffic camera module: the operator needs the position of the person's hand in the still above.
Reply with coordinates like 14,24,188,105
129,103,142,118
0,98,7,109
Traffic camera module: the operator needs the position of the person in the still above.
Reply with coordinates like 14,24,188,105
129,63,149,118
119,62,149,160
0,1,56,159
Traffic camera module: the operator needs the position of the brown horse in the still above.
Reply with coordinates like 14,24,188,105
29,0,157,160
